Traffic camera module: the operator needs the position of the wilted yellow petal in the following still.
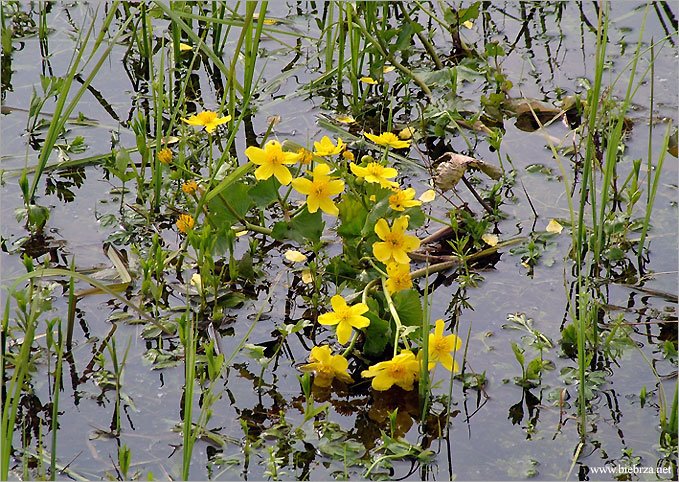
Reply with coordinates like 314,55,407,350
546,219,563,233
481,233,498,246
383,65,395,73
190,273,202,289
419,189,436,203
360,76,378,84
301,270,313,284
236,230,248,237
462,20,474,29
336,114,356,124
398,127,414,140
285,249,307,263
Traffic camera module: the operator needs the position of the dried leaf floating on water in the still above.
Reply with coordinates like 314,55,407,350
433,152,502,191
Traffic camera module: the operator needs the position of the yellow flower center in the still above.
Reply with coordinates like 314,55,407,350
387,362,406,379
385,232,403,247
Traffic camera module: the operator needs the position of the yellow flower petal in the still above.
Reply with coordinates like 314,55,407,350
419,189,436,202
398,127,414,140
546,219,563,233
382,65,396,74
462,20,474,29
336,114,356,124
301,269,313,284
285,250,307,263
481,233,498,246
360,76,378,84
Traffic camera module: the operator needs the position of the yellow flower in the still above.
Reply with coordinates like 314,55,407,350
181,110,231,133
318,294,370,345
360,76,378,84
385,262,412,294
158,148,173,164
245,140,302,186
291,163,345,216
342,150,355,161
313,136,345,156
299,345,354,387
297,148,313,165
427,319,462,372
177,214,195,233
364,132,411,149
389,188,422,211
182,180,198,195
372,216,420,265
285,249,307,263
349,162,398,189
361,350,419,391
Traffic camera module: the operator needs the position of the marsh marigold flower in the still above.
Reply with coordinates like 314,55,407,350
342,150,355,161
181,110,231,133
291,163,344,216
385,262,412,294
297,148,313,165
349,162,398,189
361,350,419,391
389,188,422,211
182,180,198,195
158,148,173,164
427,319,462,372
299,345,354,387
177,214,195,233
364,132,411,149
318,294,370,345
372,216,420,265
314,136,345,156
245,140,302,186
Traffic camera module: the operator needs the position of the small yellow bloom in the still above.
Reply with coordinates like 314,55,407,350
190,273,202,291
313,136,345,156
297,148,313,165
364,132,411,149
181,110,231,134
177,214,195,233
359,76,378,84
349,162,398,189
419,189,436,203
389,188,422,211
398,127,414,140
361,350,419,391
318,294,370,345
301,269,313,284
369,195,376,202
481,233,498,246
285,249,307,263
342,150,355,161
245,140,302,186
158,148,173,164
299,345,354,387
385,262,412,294
427,319,462,372
182,180,198,195
546,219,563,233
372,216,420,265
291,163,345,216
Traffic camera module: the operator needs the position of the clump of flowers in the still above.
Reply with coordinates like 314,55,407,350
245,140,302,186
372,215,420,265
389,188,422,211
158,148,173,164
318,294,370,345
361,350,419,391
291,163,345,216
350,161,398,189
181,110,231,133
177,214,195,233
299,345,354,387
364,132,411,149
182,180,198,195
384,262,412,294
314,136,344,156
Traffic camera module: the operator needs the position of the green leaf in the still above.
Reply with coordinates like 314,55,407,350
272,207,324,244
392,289,422,327
338,196,368,238
511,342,525,367
249,177,280,208
525,358,542,380
363,312,391,357
208,182,253,227
361,195,391,235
